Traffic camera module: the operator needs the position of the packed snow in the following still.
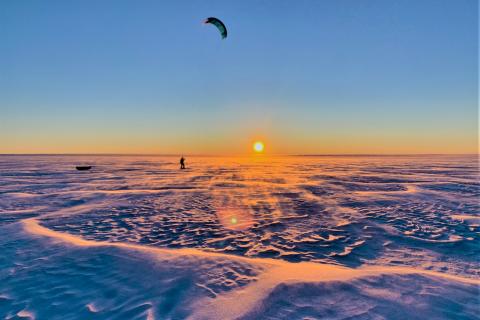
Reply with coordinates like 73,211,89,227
0,155,478,319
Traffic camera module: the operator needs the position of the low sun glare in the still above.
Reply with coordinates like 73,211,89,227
253,141,264,153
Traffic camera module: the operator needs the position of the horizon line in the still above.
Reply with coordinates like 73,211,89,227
0,153,478,157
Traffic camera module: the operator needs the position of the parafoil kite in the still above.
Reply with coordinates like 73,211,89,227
204,17,227,39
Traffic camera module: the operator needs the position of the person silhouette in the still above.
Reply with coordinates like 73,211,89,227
180,156,186,169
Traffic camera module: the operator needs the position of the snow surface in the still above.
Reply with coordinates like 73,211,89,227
0,155,478,319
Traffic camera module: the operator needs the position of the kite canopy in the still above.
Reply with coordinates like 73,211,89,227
204,17,227,39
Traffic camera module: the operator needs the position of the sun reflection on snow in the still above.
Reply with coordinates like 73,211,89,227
216,206,253,231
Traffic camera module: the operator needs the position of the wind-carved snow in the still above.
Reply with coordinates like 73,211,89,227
0,155,478,319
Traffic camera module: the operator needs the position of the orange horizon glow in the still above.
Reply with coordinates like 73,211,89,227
0,130,478,155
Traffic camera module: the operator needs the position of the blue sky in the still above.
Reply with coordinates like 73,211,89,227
0,0,477,154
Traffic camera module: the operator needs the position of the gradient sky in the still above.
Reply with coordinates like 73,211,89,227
1,0,478,154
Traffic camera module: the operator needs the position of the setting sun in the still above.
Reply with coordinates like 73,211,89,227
253,141,264,153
